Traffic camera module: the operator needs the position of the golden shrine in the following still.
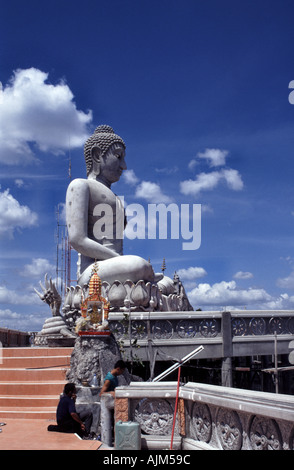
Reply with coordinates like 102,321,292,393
76,264,111,337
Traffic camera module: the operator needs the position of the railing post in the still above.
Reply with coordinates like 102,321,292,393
222,311,233,387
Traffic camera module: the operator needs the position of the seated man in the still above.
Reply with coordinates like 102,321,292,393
66,125,162,287
48,383,92,438
100,360,126,397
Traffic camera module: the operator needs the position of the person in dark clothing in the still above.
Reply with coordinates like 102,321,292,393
48,383,92,438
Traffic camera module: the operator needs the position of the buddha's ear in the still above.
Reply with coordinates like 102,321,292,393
91,146,102,175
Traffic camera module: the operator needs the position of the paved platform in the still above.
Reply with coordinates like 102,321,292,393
0,419,103,450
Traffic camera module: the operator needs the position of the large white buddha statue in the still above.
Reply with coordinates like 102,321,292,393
66,125,162,287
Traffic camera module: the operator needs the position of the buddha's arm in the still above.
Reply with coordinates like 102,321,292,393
66,179,119,261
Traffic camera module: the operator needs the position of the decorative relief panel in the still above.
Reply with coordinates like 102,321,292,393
115,398,129,423
216,409,243,450
110,314,294,342
176,320,197,338
178,398,186,436
191,402,212,443
249,317,266,335
231,315,294,337
153,320,173,339
131,320,147,339
134,398,174,435
109,320,125,338
249,416,282,450
199,319,218,337
268,317,284,335
231,317,247,336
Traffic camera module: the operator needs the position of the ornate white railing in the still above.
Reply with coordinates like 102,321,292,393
114,381,294,450
108,310,294,361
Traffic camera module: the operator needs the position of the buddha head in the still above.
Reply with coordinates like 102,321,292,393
84,125,127,184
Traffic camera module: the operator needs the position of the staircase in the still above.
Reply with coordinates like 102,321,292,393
0,347,73,419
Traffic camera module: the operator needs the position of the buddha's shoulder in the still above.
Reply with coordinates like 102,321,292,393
67,178,90,192
67,178,111,196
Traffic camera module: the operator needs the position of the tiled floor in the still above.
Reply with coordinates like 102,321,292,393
0,419,103,450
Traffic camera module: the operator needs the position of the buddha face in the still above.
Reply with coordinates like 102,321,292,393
92,143,127,185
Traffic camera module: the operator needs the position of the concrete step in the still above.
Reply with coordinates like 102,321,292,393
0,347,72,419
0,355,71,369
0,407,56,419
0,395,60,407
1,347,73,357
0,381,67,396
0,368,68,381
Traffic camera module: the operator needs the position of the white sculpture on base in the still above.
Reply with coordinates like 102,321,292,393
64,124,192,313
66,125,162,288
35,125,192,342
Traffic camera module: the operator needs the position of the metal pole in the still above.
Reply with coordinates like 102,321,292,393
152,345,204,382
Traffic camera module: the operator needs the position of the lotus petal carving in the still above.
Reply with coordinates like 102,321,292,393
130,280,150,307
108,281,127,307
101,281,110,299
123,280,135,303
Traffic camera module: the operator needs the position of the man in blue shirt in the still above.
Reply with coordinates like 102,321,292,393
55,383,92,437
100,360,126,396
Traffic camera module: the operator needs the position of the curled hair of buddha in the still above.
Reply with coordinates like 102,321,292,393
84,125,126,175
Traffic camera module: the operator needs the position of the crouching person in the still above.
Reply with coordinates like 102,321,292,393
48,383,92,438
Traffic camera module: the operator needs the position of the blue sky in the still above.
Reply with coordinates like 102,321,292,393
1,0,294,331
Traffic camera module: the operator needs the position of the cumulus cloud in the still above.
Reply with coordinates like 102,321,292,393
177,266,207,280
233,271,254,280
277,271,294,290
222,169,244,190
188,148,228,170
0,187,38,238
122,169,139,185
197,148,229,167
0,68,92,164
180,168,244,196
0,285,38,305
135,181,173,203
187,280,272,309
21,258,55,278
0,308,47,331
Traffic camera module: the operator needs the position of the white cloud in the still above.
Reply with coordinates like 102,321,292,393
187,280,272,309
180,171,221,195
233,271,254,280
135,181,173,203
188,159,198,171
0,68,92,164
0,308,47,332
277,271,294,290
14,179,25,188
122,169,139,185
155,166,179,174
0,188,38,238
180,168,244,196
0,308,22,320
177,266,207,280
0,285,38,305
21,258,55,278
197,148,229,167
222,169,244,190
